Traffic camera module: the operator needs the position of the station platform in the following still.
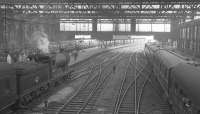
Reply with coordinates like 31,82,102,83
172,49,200,64
69,44,131,66
69,47,105,66
160,44,200,64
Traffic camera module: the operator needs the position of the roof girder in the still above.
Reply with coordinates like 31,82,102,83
1,1,200,19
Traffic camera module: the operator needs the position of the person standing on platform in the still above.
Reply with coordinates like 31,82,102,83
73,46,79,61
6,51,12,64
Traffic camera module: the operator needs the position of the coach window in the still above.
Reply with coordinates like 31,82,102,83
164,68,168,80
158,58,161,66
162,64,166,76
154,56,158,65
161,63,165,75
174,83,178,94
159,61,162,71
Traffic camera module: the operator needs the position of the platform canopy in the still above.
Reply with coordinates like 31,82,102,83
1,0,200,19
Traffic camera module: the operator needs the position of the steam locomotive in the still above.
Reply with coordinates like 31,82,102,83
0,53,72,112
145,43,200,114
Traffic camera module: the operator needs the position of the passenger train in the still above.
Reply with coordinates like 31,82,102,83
145,43,200,114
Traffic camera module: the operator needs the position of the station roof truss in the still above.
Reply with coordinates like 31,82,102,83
1,0,200,19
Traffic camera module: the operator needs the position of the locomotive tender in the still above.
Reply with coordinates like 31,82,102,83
145,43,200,114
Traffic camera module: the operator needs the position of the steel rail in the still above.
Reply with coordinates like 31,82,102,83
44,51,124,114
113,53,152,114
113,53,134,114
56,53,124,114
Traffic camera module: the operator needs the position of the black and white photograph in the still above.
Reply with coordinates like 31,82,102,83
0,0,200,114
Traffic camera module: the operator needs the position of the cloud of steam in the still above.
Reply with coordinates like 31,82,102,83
31,31,49,53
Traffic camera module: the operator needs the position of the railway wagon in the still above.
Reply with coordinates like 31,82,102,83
0,63,17,111
15,63,50,104
0,63,50,111
0,52,71,112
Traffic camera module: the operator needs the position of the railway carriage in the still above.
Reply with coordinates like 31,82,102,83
170,63,200,114
144,43,161,62
145,43,200,114
145,44,187,98
155,48,187,97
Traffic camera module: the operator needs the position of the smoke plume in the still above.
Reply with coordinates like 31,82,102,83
31,30,49,53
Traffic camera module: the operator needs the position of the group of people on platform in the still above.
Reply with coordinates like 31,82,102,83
4,49,46,64
1,46,80,73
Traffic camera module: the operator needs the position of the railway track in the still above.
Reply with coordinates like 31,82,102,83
139,71,173,114
63,46,126,79
69,52,121,80
68,45,129,72
50,48,123,85
137,53,173,114
13,47,131,114
69,51,126,83
113,53,135,114
113,53,152,114
139,76,173,114
43,50,128,114
69,45,135,81
113,53,173,114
